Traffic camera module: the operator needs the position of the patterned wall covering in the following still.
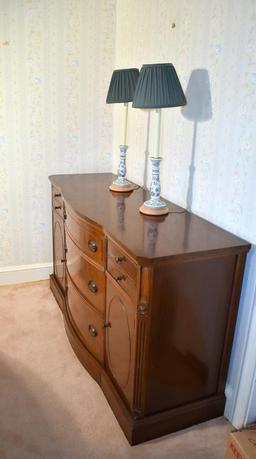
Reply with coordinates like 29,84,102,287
114,0,256,246
0,0,115,267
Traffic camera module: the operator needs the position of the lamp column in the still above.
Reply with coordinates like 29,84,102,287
109,103,133,192
132,63,186,215
106,67,139,193
139,109,169,215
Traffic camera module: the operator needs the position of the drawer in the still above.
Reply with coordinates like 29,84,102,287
52,185,62,203
107,240,138,301
66,233,105,314
52,186,64,219
108,240,137,281
65,205,105,266
67,274,104,364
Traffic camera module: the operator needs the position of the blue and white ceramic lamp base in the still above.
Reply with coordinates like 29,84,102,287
109,145,134,192
139,157,169,216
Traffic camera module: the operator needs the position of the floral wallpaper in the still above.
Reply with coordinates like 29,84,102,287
114,0,256,246
0,0,115,267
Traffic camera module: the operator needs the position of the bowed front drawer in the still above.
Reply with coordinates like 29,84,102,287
66,232,105,314
107,239,139,302
66,273,104,364
65,204,105,267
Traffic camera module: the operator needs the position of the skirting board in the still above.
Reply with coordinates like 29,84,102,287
224,247,256,428
0,263,53,285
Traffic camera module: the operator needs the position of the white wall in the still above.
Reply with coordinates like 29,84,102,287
113,0,256,426
0,0,115,271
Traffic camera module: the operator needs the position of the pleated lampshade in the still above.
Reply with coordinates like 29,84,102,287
106,68,139,104
132,63,186,109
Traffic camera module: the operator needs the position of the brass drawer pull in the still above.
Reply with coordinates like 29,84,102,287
54,205,61,210
88,324,97,337
54,193,61,197
88,239,97,253
88,280,98,294
114,274,125,282
115,255,124,264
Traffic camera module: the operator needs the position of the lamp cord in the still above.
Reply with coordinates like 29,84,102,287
168,210,186,214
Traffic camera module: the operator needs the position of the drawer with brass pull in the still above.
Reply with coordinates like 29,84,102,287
66,273,104,364
52,185,62,203
66,232,105,314
107,240,139,301
65,203,105,266
52,185,64,219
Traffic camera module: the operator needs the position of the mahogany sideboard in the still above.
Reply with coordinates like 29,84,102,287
49,173,250,445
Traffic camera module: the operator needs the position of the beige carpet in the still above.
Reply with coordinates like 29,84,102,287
0,280,232,459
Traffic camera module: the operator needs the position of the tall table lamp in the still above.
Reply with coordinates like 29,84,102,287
106,68,139,192
133,63,186,215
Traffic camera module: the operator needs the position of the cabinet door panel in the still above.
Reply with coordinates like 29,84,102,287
53,210,66,291
106,278,136,408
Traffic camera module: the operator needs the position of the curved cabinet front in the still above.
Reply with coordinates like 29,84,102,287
105,278,136,408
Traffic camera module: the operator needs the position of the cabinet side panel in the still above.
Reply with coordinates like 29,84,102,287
144,255,237,415
52,210,66,291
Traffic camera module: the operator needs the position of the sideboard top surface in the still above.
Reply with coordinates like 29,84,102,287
49,173,250,263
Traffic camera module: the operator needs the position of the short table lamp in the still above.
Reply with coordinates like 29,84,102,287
106,68,139,192
133,63,186,215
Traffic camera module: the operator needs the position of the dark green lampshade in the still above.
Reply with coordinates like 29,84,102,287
106,68,139,104
132,63,186,109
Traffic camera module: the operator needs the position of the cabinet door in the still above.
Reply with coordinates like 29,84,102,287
53,210,66,291
106,278,136,408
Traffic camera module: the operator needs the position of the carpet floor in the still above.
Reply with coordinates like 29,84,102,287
0,280,232,459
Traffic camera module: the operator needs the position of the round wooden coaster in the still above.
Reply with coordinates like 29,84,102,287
109,183,134,192
139,204,170,216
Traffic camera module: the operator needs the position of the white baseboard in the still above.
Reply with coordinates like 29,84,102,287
224,246,256,428
0,262,53,285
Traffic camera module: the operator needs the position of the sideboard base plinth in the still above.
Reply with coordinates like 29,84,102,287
50,274,65,313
